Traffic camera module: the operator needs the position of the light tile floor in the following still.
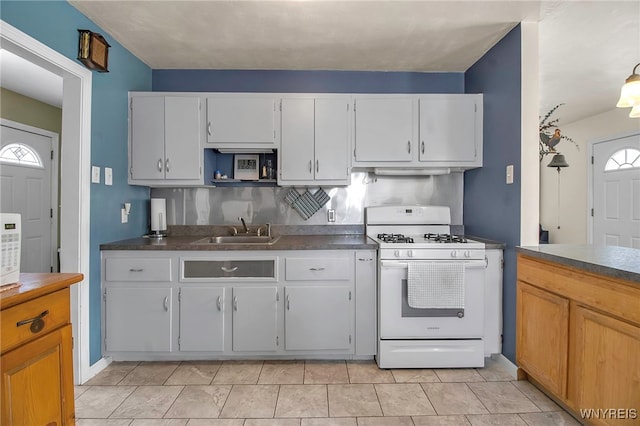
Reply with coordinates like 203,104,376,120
75,358,582,426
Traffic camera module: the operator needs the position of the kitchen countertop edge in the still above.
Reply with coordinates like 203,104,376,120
100,234,378,251
517,244,640,285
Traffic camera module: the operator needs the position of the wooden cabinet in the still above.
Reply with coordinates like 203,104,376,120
206,96,278,150
418,95,482,167
279,97,351,186
516,253,640,425
0,273,83,426
516,281,569,397
353,96,415,163
129,95,203,186
353,94,483,170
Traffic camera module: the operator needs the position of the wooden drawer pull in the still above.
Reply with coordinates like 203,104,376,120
16,310,49,334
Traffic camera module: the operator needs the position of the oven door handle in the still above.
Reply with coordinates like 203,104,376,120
381,260,486,269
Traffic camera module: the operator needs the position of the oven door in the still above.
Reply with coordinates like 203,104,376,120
379,259,485,339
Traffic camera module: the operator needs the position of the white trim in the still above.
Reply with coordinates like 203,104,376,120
0,20,94,384
587,130,640,244
490,353,518,379
0,118,59,272
519,21,540,246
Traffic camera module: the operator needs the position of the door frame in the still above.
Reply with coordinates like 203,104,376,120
1,119,59,272
587,130,640,244
0,21,94,383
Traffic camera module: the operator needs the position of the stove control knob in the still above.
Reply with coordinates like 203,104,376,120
464,251,471,258
394,250,400,257
451,251,457,258
407,250,414,257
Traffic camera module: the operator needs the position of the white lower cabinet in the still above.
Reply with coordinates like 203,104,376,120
179,287,225,352
285,286,351,351
102,250,375,360
232,286,279,352
105,287,173,352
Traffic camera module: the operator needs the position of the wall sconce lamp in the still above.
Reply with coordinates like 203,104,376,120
77,29,110,72
616,62,640,118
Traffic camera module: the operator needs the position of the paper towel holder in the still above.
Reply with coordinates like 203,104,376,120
150,198,167,238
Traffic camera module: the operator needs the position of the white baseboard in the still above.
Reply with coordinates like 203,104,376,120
80,356,112,385
490,353,518,379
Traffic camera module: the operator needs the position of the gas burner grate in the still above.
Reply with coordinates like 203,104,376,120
377,233,415,243
424,233,468,243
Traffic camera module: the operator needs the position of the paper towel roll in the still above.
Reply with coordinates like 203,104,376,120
150,198,167,233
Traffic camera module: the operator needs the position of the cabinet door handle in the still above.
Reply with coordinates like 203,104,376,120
309,267,325,271
286,294,290,310
207,122,212,136
421,140,425,154
157,159,163,172
316,159,319,173
221,266,239,273
407,141,411,153
16,310,49,334
165,158,170,173
163,296,169,312
216,296,222,311
309,160,312,174
233,296,238,311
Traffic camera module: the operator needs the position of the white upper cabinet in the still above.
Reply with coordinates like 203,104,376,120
206,96,278,150
279,96,350,186
352,94,483,170
129,95,203,186
353,97,415,163
418,94,482,167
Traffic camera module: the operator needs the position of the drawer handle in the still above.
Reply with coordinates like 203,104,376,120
129,268,144,272
309,267,325,271
16,310,49,334
221,266,239,273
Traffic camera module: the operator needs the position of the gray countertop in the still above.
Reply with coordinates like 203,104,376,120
466,236,505,250
100,234,378,251
517,244,640,284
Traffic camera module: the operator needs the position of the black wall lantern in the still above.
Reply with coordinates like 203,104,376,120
77,29,110,72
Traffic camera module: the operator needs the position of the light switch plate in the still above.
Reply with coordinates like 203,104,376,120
91,166,100,184
105,167,113,186
506,165,514,184
121,208,128,224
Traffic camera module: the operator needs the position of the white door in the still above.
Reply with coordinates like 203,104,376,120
179,287,225,352
280,98,315,181
130,96,165,181
592,134,640,248
0,124,55,272
315,98,350,181
232,286,278,352
164,97,202,180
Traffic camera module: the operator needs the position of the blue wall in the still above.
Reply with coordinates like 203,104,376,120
464,25,522,363
2,1,152,364
153,69,463,93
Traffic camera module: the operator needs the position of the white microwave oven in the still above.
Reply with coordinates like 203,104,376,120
1,213,21,285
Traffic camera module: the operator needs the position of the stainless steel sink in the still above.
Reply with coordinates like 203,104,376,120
191,235,280,245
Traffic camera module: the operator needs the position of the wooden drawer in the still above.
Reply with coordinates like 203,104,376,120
285,258,351,281
105,257,172,282
1,288,70,353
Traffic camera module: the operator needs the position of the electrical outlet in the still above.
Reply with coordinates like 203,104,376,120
105,167,113,186
506,165,514,184
91,166,100,184
327,209,336,222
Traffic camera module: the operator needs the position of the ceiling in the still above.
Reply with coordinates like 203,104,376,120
0,49,63,108
3,1,639,125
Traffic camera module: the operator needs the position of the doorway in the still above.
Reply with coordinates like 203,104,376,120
0,120,59,273
591,133,640,248
1,20,93,383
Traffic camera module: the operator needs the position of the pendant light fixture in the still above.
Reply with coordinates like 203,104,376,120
547,153,569,230
616,63,640,118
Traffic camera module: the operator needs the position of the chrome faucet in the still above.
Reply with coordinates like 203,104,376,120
257,223,271,237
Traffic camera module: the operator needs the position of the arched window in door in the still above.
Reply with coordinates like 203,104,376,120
604,148,640,171
0,143,44,168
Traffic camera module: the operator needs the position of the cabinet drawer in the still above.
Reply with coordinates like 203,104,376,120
183,260,275,280
105,258,172,282
285,258,351,281
1,288,70,353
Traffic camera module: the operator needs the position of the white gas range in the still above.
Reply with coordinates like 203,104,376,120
366,205,486,369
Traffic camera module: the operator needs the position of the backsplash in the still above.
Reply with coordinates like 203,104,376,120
150,171,463,227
